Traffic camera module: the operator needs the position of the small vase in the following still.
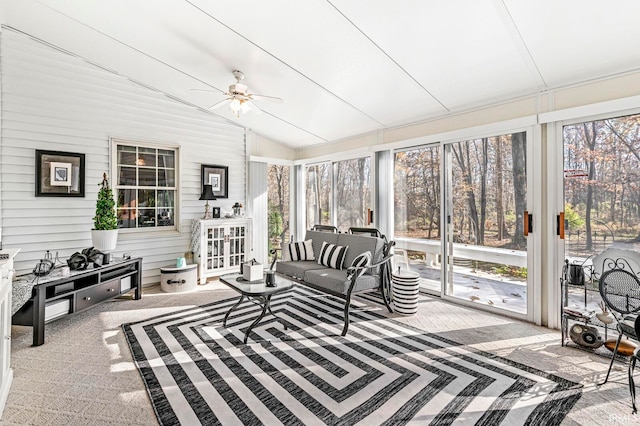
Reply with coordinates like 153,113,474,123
596,312,614,324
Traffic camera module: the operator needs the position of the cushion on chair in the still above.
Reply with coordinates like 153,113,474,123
276,260,326,280
317,242,349,270
337,233,385,274
304,268,378,295
282,239,314,261
305,230,339,259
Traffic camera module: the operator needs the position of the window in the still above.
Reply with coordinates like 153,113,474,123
305,163,331,228
394,146,441,240
335,157,371,233
113,140,178,231
564,113,640,257
268,164,290,250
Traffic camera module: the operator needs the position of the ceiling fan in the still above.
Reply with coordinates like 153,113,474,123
193,70,282,117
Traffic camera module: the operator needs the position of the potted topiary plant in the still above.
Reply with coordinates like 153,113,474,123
91,173,118,252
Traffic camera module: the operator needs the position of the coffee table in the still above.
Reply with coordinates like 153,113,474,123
219,273,294,343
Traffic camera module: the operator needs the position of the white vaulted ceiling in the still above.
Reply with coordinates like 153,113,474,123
2,0,640,148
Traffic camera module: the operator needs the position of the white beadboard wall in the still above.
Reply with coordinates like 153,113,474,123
0,29,246,284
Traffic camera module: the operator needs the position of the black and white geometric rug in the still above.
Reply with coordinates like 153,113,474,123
123,287,582,425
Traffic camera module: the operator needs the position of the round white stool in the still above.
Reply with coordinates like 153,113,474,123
392,270,420,315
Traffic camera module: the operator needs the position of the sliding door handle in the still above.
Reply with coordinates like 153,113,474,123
557,212,565,239
524,211,533,236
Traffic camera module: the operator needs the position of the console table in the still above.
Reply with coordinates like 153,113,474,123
12,257,142,346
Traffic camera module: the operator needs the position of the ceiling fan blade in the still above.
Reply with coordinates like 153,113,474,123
245,101,263,114
190,88,223,93
208,99,229,109
250,94,283,103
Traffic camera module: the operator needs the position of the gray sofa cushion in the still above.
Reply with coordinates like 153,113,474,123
304,268,378,295
337,233,385,274
276,260,326,279
305,230,339,260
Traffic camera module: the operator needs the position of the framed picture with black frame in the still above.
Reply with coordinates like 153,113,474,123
201,164,229,199
35,150,85,197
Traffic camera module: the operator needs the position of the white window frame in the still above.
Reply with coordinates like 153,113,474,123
110,137,181,237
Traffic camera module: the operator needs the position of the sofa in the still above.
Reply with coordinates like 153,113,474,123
271,229,395,336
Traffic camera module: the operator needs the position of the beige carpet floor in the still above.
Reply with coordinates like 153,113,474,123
0,281,635,425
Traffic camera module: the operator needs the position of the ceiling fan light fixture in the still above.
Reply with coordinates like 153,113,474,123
229,97,252,117
229,97,242,115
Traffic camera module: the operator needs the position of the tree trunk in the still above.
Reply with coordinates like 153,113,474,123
479,138,488,245
358,158,365,226
453,142,479,244
275,166,287,243
583,122,597,251
496,136,506,240
511,132,527,249
313,166,322,225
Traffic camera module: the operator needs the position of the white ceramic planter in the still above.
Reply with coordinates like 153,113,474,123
91,229,118,252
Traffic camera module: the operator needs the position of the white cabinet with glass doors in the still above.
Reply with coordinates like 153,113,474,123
193,219,252,284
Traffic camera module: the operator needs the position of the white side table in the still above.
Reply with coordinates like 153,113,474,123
392,270,420,315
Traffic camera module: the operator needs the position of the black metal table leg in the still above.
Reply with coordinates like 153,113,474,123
223,295,245,327
244,296,269,344
267,301,287,330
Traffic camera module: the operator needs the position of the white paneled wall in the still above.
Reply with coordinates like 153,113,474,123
0,29,246,283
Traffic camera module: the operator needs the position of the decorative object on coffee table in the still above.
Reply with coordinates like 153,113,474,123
91,173,118,252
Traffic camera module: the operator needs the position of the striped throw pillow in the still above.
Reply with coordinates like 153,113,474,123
317,242,349,270
351,251,372,278
282,240,314,261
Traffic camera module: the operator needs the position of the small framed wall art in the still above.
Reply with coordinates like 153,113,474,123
201,164,229,199
35,150,85,197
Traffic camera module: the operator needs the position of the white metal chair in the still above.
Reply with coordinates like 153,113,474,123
393,247,410,272
628,315,640,413
598,260,640,385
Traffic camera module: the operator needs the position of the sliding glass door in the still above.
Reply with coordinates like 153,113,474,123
394,145,442,294
444,132,529,315
562,113,640,312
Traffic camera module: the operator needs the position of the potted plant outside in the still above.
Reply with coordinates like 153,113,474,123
91,173,118,252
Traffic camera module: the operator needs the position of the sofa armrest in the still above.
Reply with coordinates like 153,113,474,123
346,252,394,281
